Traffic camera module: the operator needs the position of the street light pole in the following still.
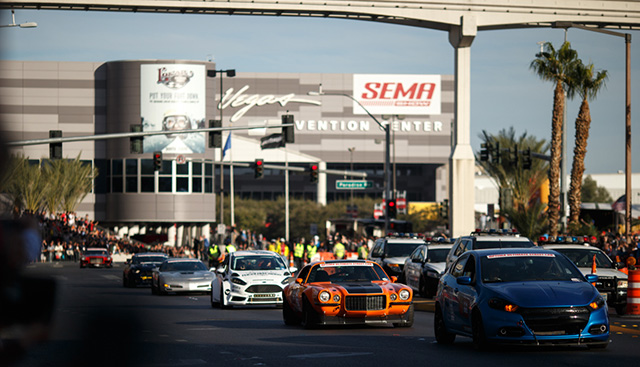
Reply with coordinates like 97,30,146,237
207,69,236,233
0,10,37,28
309,85,391,234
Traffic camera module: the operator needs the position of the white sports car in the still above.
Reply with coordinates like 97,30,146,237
151,258,214,295
211,250,296,308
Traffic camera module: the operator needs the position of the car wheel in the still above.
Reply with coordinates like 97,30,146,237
220,287,230,309
615,304,627,316
472,309,488,350
301,299,318,329
283,298,300,326
393,304,414,328
434,304,456,344
210,289,220,308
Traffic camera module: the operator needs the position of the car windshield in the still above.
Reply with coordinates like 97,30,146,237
161,261,207,272
552,248,613,268
85,250,108,256
232,256,286,270
307,263,384,283
480,253,583,283
386,242,423,257
426,248,450,263
475,240,535,250
133,256,167,264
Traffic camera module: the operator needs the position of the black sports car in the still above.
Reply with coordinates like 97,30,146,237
123,252,169,287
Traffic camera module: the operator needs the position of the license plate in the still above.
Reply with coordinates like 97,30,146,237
253,293,276,298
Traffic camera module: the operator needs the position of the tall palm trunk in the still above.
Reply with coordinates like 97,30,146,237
568,98,591,224
548,81,565,236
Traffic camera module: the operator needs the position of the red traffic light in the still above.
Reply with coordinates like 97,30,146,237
388,201,395,207
311,164,318,171
256,160,263,166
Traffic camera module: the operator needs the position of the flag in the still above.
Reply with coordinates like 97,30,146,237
222,134,231,159
612,195,625,212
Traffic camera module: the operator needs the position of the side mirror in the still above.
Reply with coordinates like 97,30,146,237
289,267,298,273
216,268,225,274
295,278,303,284
390,276,398,283
456,276,472,285
585,274,598,283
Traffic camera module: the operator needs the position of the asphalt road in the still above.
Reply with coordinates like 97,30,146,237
6,262,640,367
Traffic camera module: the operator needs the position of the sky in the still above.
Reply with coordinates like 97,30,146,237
1,9,639,175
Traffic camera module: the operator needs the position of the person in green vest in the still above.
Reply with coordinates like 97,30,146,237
226,242,237,255
333,236,346,260
357,241,369,260
208,243,221,269
306,241,318,264
293,238,305,269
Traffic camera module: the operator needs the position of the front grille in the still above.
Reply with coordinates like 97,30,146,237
519,307,590,335
90,258,104,264
596,277,615,292
345,295,386,311
245,285,282,293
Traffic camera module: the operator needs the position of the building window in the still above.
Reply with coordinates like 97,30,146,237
141,159,155,193
111,159,123,193
125,159,138,193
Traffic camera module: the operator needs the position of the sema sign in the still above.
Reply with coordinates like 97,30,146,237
353,74,441,115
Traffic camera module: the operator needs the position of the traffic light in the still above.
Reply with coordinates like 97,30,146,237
509,144,518,164
130,124,143,154
491,142,501,164
480,143,489,161
282,114,295,144
254,159,264,179
387,199,397,219
440,199,449,219
153,151,162,172
523,148,532,169
49,130,62,159
209,119,222,148
309,164,319,183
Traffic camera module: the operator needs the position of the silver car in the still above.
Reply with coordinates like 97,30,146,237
151,258,214,295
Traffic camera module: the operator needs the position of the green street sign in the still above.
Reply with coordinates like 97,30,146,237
336,180,373,190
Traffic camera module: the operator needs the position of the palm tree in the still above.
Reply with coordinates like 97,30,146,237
530,41,579,236
567,61,608,224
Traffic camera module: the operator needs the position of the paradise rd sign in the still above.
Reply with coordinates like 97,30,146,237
336,180,373,190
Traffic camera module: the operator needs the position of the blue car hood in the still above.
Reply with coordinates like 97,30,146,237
486,281,597,308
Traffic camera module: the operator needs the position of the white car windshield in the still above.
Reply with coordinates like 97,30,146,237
161,261,207,272
232,256,286,271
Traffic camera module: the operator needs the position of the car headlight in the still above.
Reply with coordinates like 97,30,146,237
281,277,293,285
333,294,341,303
319,291,331,303
231,277,247,285
488,298,519,312
386,263,401,272
134,269,140,274
618,280,628,288
399,289,410,301
588,296,606,311
390,293,398,301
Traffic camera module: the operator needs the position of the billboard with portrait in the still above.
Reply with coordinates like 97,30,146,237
141,64,206,154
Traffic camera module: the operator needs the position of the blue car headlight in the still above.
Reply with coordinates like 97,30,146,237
588,295,606,311
488,298,520,313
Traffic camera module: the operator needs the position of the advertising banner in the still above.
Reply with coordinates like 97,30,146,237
352,74,441,116
141,64,206,154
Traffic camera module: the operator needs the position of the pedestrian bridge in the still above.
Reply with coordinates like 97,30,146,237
2,0,639,237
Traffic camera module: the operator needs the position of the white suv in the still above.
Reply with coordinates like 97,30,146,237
445,229,536,270
369,236,427,282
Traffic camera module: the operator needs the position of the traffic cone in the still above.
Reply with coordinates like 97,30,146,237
591,255,597,286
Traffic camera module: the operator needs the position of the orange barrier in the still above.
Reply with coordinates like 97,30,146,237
627,269,640,315
317,251,336,261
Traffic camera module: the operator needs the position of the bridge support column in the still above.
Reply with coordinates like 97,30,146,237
448,15,477,237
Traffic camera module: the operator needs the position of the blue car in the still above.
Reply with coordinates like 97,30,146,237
434,248,609,349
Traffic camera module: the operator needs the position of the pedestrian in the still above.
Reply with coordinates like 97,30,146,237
293,238,305,269
333,237,346,260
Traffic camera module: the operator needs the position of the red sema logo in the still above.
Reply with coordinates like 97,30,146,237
360,82,436,107
353,74,441,115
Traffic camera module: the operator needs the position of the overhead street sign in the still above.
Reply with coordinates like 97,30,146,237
336,180,373,190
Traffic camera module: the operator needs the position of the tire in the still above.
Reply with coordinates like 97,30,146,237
210,289,220,308
393,304,414,328
220,287,230,309
283,297,300,326
434,305,456,344
301,299,318,329
615,304,627,316
472,309,488,350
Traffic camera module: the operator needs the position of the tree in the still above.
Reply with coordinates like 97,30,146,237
476,128,549,239
530,41,579,236
581,175,612,203
567,61,608,224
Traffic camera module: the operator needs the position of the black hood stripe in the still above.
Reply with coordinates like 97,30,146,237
340,283,383,294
